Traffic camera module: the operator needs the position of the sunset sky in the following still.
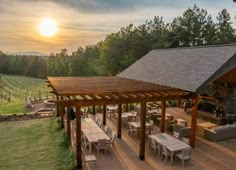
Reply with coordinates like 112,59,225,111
0,0,235,55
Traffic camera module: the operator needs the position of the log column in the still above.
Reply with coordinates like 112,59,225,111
103,105,106,125
160,99,166,132
139,101,146,160
117,104,122,138
76,105,82,169
190,95,198,148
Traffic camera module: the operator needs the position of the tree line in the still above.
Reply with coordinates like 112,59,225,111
0,5,235,78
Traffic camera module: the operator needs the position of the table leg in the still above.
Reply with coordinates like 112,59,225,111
171,151,174,164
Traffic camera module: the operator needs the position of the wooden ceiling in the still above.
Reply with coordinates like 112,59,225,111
47,76,191,106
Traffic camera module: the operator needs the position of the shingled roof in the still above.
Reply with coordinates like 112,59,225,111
118,44,236,93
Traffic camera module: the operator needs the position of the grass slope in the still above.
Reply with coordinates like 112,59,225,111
0,74,52,114
0,101,25,114
0,118,74,170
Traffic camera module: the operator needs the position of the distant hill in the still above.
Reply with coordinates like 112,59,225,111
7,51,48,57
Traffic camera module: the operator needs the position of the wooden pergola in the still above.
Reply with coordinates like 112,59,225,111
47,76,197,169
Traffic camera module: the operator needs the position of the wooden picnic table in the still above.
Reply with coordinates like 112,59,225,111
122,112,134,119
129,121,151,129
107,105,118,118
147,109,160,114
129,121,152,137
149,133,191,164
107,105,118,111
81,118,110,154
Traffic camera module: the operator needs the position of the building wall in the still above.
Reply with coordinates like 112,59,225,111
226,88,236,115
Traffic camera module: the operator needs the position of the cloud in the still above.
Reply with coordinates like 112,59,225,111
0,0,235,54
19,0,189,13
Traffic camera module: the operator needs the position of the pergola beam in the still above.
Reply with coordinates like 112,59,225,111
54,93,190,107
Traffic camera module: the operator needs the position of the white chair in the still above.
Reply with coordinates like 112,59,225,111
132,111,137,120
175,147,192,167
107,110,112,118
82,134,89,150
127,115,133,124
182,137,189,145
128,122,136,136
149,120,154,134
104,125,108,134
150,138,160,156
95,117,99,124
160,145,171,163
98,120,102,128
81,107,88,118
107,131,116,149
122,116,129,127
83,107,88,118
173,131,180,139
82,148,96,167
95,138,108,155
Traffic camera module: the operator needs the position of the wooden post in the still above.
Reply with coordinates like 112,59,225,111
66,107,71,144
125,103,129,112
190,96,198,148
93,105,96,115
177,99,181,107
76,105,82,169
56,95,59,117
139,101,146,160
117,104,122,138
103,105,106,125
60,97,65,128
59,104,64,128
160,99,166,132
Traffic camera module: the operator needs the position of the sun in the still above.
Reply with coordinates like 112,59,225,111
39,18,57,37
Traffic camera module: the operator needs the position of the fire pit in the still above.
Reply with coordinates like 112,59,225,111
44,99,56,108
36,108,55,115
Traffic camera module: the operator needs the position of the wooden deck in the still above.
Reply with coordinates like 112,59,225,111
81,107,236,170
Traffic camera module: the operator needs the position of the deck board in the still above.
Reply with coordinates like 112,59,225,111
84,107,236,170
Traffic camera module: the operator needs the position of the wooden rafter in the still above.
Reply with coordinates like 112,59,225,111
47,77,186,97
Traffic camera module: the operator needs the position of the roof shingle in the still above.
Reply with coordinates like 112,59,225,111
118,44,236,92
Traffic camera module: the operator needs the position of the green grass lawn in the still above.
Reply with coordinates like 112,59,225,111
0,102,26,114
0,118,74,170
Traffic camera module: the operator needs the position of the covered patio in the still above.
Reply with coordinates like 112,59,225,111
47,76,197,169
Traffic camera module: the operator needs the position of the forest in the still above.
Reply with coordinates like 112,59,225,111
0,5,235,78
